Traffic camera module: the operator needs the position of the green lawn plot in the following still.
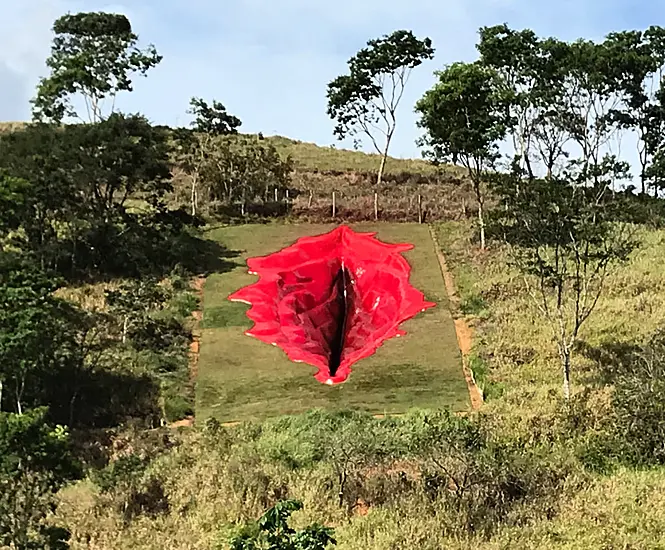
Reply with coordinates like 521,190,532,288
196,223,469,422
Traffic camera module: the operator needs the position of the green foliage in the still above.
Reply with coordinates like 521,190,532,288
0,118,218,279
32,12,161,123
327,30,434,184
0,408,81,549
606,328,665,466
416,62,509,169
202,135,293,209
490,174,637,397
0,172,32,237
228,499,335,550
416,61,510,247
0,255,79,414
188,97,242,135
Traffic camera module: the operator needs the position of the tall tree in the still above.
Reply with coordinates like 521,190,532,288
32,12,161,123
188,97,242,136
477,25,572,179
416,62,510,249
489,170,636,399
327,30,434,185
606,27,665,194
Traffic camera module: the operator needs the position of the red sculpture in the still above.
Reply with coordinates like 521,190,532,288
228,225,436,384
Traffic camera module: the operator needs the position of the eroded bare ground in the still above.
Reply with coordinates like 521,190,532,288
429,226,483,411
168,276,206,429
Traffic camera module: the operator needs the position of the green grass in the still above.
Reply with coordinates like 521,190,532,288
196,222,469,422
261,135,456,176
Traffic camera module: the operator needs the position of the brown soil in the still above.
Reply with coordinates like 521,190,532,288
428,226,483,411
168,276,206,430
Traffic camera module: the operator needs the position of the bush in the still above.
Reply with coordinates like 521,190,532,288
0,408,81,548
399,409,570,537
607,329,665,466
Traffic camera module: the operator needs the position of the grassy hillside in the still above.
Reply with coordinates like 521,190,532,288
0,121,473,222
0,122,446,176
51,218,665,549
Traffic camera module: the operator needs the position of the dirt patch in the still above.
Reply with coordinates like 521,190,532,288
429,226,483,410
169,276,205,430
188,276,206,382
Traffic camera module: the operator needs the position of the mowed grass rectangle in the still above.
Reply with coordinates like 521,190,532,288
196,223,469,422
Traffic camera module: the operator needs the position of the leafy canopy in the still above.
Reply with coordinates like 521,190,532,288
327,29,434,155
32,12,162,123
188,97,242,135
230,499,336,550
415,61,509,169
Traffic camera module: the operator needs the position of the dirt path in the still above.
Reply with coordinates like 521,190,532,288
168,276,206,429
428,226,483,411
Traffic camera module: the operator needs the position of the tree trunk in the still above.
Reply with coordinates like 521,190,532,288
377,136,392,186
190,176,198,216
562,347,571,400
474,181,486,250
377,153,387,186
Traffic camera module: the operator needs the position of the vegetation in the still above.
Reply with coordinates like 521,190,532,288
327,30,434,186
416,62,509,248
3,7,665,550
32,12,161,123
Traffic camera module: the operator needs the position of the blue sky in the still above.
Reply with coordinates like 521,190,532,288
1,0,662,161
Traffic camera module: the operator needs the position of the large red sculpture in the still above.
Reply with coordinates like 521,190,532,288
228,225,435,384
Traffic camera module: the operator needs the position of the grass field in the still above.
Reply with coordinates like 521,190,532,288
196,222,469,422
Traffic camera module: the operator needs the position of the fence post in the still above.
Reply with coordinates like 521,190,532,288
308,189,313,209
274,188,278,202
417,194,423,224
332,191,336,218
285,189,290,203
374,192,378,221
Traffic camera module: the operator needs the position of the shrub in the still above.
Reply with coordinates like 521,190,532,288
608,328,665,466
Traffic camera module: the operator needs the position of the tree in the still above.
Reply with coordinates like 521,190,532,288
605,27,665,194
0,117,174,277
0,173,32,239
32,12,161,123
68,113,173,219
477,25,572,179
188,97,242,135
105,278,169,344
0,408,81,549
416,62,510,249
489,172,637,399
0,256,80,415
201,135,292,213
173,98,243,216
229,499,336,550
327,30,434,186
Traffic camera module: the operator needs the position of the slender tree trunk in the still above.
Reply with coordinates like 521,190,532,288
377,153,387,186
474,181,486,250
191,176,198,216
376,135,393,186
560,346,571,400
